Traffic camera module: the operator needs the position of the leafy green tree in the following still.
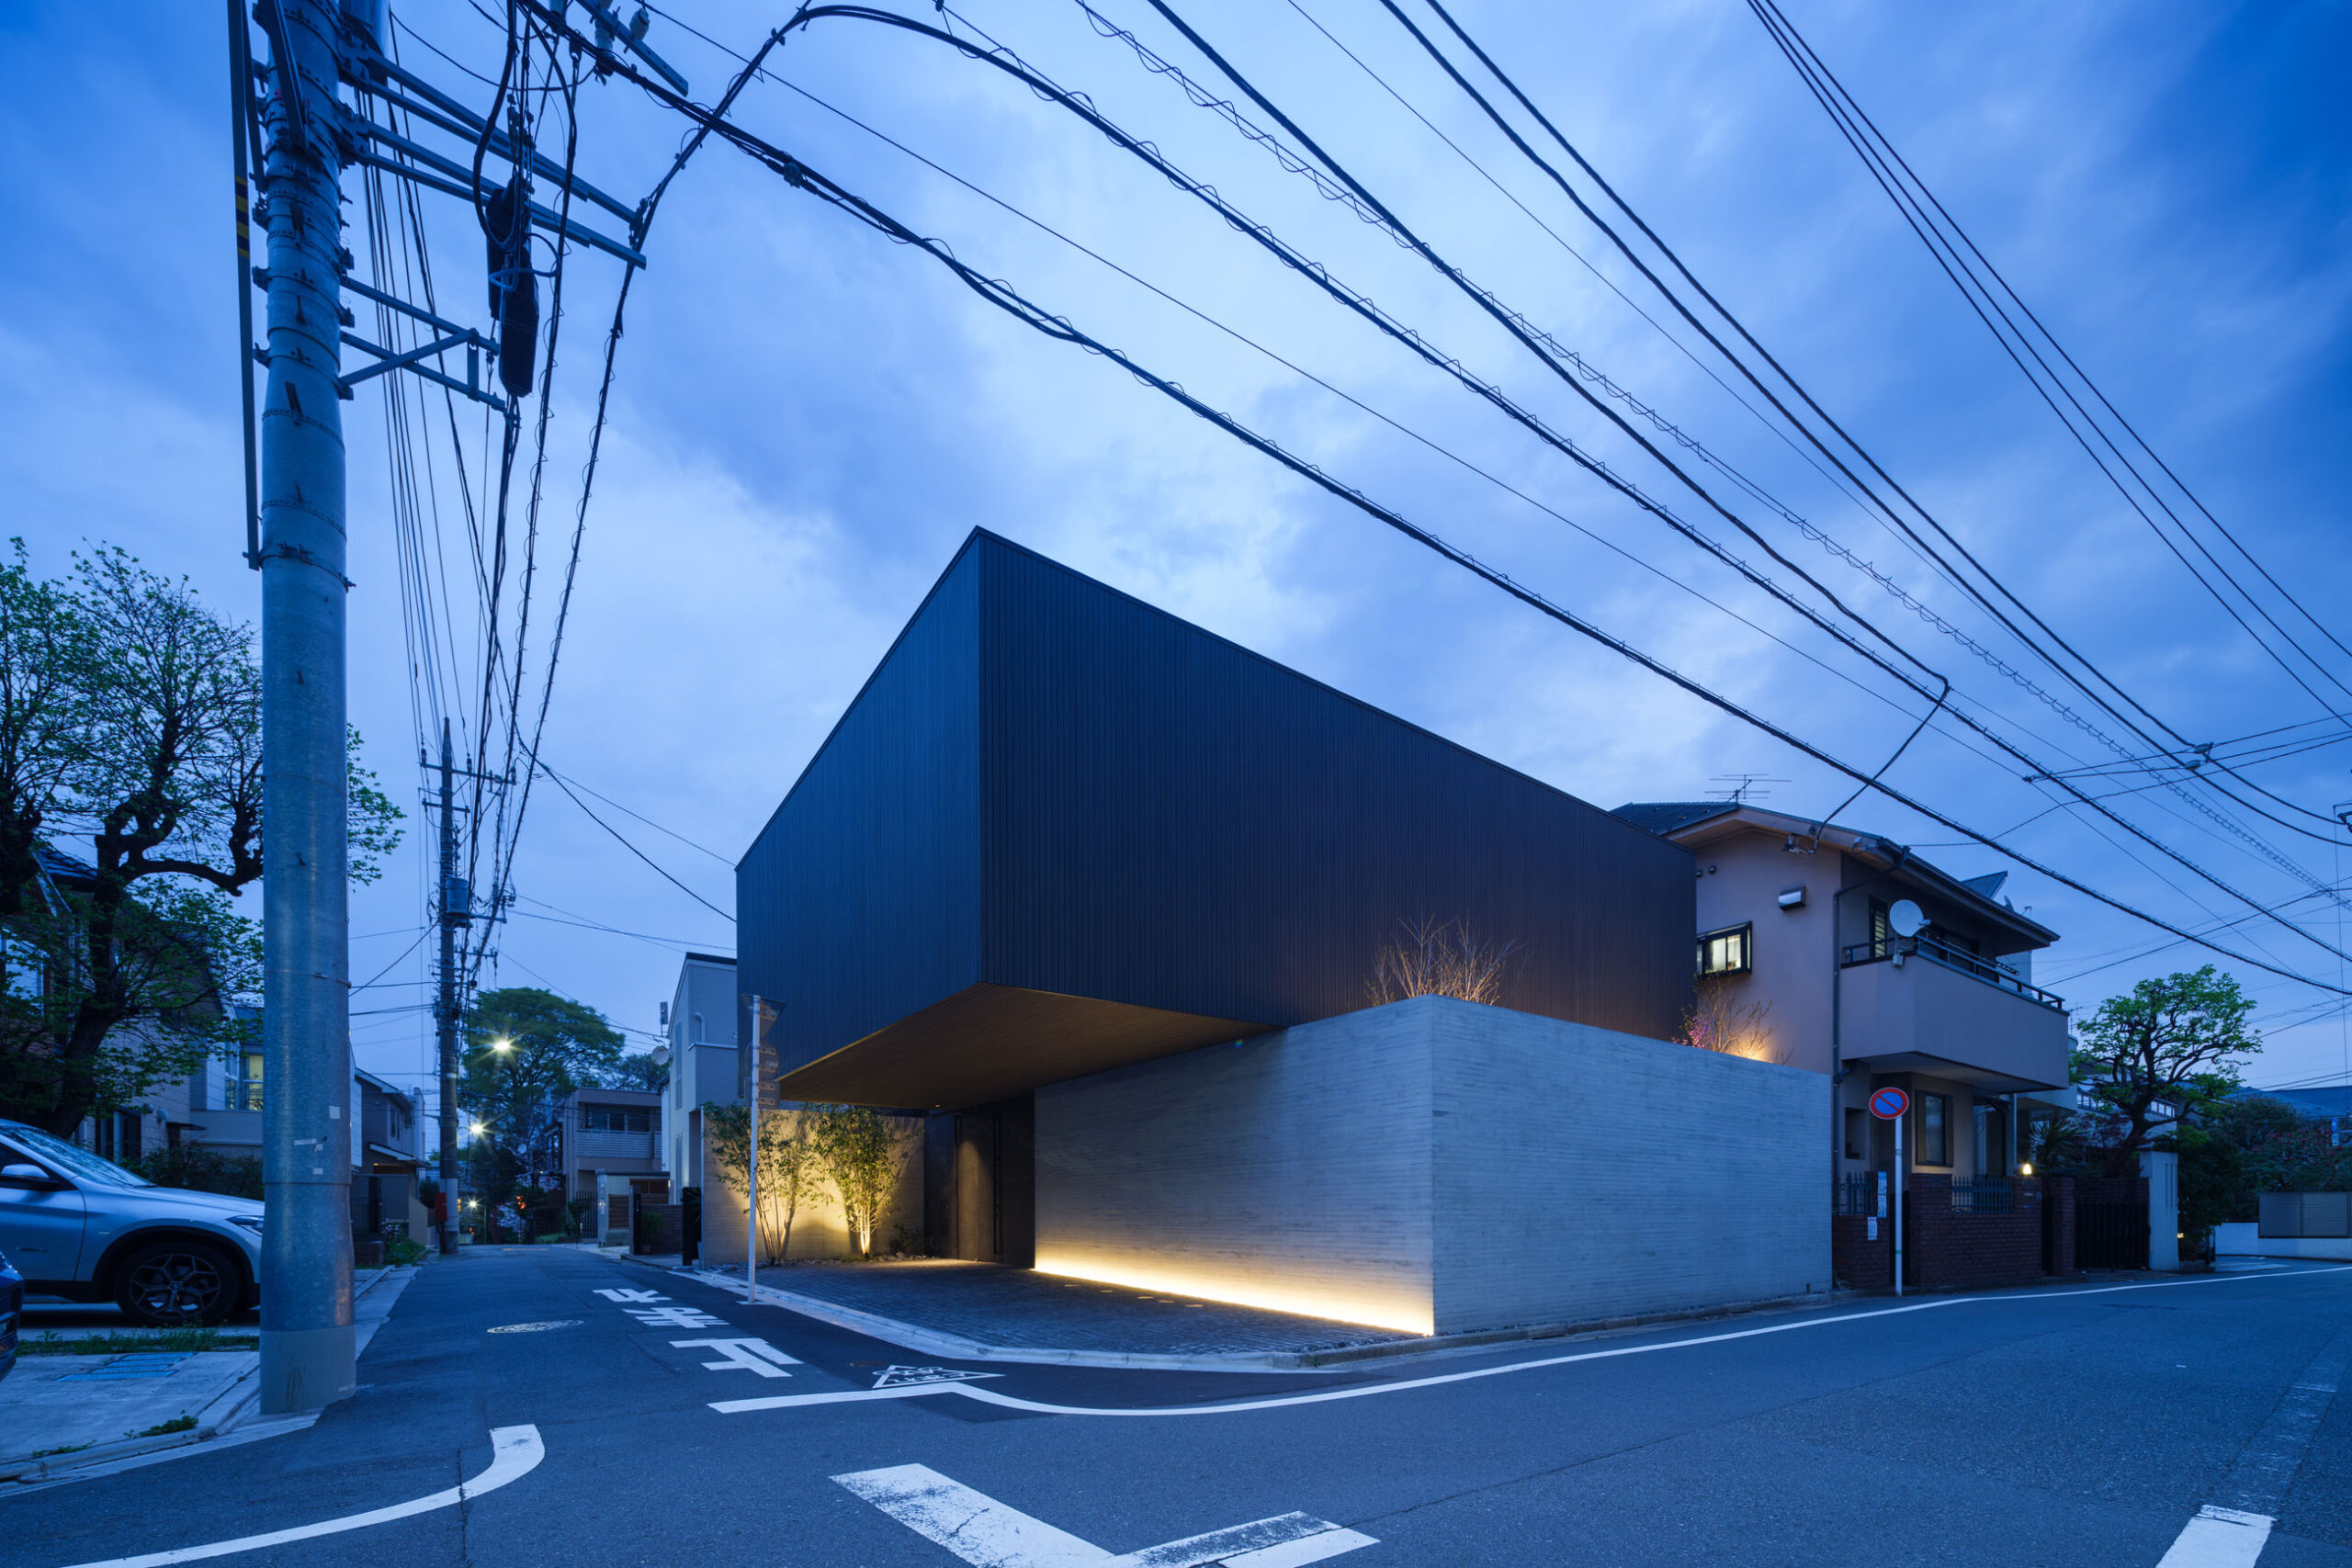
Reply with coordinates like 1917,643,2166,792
601,1049,669,1092
458,987,625,1178
2204,1093,2307,1155
809,1104,910,1258
2170,1127,2245,1261
704,1103,821,1264
2071,967,2260,1177
0,543,400,1134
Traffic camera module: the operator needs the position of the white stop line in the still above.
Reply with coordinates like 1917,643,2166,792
53,1426,545,1568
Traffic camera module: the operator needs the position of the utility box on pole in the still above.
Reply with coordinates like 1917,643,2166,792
257,0,356,1415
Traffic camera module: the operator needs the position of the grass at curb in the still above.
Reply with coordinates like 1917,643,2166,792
18,1328,260,1357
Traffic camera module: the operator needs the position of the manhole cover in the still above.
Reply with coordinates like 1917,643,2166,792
487,1319,582,1335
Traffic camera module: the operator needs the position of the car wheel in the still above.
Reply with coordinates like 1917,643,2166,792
114,1240,240,1327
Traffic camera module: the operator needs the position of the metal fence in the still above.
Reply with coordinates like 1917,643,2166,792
1949,1180,2015,1216
2077,1201,2149,1269
1836,1172,1887,1216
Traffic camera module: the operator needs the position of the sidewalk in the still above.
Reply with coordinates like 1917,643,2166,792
1,1264,418,1485
629,1255,1869,1372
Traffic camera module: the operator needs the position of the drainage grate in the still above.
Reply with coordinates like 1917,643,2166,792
62,1353,189,1382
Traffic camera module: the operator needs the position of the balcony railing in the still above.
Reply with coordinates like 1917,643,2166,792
1839,933,2064,1011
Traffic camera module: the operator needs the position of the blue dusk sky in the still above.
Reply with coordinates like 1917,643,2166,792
4,1,2348,1100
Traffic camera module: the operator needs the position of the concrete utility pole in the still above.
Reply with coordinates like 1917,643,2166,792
257,0,356,1415
435,719,461,1257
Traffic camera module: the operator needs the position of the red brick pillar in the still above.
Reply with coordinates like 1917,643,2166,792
2045,1176,2075,1275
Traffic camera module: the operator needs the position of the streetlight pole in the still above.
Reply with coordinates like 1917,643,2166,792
257,0,355,1417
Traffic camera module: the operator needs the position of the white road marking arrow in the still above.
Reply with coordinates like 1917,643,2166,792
834,1463,1375,1568
626,1305,729,1328
57,1426,545,1568
672,1337,800,1378
595,1288,669,1303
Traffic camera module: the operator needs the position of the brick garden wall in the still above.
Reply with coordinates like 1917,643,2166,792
1902,1175,2044,1291
1832,1214,1892,1289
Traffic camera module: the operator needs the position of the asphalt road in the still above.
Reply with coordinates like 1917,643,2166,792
8,1249,2349,1567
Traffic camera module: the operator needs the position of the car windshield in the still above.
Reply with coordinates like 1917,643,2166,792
0,1122,153,1188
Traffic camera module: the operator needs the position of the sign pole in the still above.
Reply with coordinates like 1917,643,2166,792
1894,1111,1905,1298
1868,1086,1910,1298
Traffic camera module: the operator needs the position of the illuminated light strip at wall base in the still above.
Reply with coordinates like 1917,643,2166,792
1030,1255,1435,1337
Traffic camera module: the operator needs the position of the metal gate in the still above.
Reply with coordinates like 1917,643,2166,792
2077,1201,2148,1269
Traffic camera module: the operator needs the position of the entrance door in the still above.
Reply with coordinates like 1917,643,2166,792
937,1096,1034,1266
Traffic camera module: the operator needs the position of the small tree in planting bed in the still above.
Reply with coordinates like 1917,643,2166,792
811,1104,910,1259
705,1103,821,1265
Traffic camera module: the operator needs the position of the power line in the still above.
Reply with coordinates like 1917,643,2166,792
530,17,2352,996
536,760,735,922
1745,0,2352,716
915,0,2352,948
1378,0,2352,856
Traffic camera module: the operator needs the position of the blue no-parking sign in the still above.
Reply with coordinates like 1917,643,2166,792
1870,1087,1909,1120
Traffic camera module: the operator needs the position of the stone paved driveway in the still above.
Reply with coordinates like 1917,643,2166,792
730,1259,1420,1357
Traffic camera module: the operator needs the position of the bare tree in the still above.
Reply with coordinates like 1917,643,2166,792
1679,980,1787,1065
1367,916,1524,1008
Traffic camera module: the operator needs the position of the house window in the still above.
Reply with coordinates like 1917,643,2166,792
3,936,43,999
1696,924,1753,976
582,1105,651,1134
1843,1107,1866,1161
1917,1093,1951,1167
227,1050,264,1111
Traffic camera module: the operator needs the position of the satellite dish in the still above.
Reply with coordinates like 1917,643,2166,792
1888,898,1927,938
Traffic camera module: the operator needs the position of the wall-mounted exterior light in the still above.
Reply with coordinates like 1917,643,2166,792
1777,886,1806,909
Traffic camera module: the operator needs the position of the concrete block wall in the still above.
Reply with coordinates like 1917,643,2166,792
1424,998,1827,1331
1036,994,1831,1337
1035,1004,1436,1332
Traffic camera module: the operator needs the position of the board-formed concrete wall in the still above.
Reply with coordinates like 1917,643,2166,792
1035,995,1828,1336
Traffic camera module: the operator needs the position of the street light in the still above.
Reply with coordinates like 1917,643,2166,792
469,1121,486,1136
491,1038,513,1054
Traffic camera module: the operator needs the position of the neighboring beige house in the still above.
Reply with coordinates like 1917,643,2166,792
527,1085,664,1241
1613,803,2071,1184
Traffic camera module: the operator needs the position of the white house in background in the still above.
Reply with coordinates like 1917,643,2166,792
661,952,740,1192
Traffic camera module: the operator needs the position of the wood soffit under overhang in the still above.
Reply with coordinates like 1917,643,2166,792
771,982,1272,1111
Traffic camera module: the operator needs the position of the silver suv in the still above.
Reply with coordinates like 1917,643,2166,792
0,1121,262,1327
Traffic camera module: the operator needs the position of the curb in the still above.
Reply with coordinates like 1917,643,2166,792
1,1352,260,1485
646,1259,1858,1373
2,1264,418,1485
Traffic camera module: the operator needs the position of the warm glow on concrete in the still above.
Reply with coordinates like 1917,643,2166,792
1031,1253,1434,1337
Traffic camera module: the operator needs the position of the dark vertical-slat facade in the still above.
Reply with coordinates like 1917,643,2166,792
741,530,1694,1090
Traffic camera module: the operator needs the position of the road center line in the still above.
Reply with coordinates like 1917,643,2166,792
713,1266,2352,1420
2155,1506,2273,1568
49,1426,545,1568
